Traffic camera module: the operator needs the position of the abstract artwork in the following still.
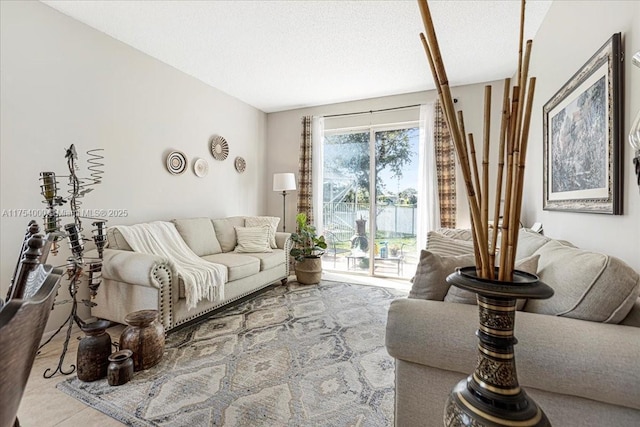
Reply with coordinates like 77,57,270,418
543,33,623,214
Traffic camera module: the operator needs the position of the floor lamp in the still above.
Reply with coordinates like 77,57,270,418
273,173,296,233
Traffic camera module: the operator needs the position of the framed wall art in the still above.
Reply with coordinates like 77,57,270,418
543,32,623,214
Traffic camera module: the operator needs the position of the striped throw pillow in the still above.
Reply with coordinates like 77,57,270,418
426,231,475,256
245,216,280,248
234,226,273,253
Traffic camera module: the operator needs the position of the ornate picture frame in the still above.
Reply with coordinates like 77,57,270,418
543,33,623,214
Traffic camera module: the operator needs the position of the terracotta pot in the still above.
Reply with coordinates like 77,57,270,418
295,257,322,285
119,310,165,371
77,320,112,382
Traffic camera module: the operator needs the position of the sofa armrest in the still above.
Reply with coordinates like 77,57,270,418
386,298,640,411
276,232,293,277
275,232,291,250
99,248,174,290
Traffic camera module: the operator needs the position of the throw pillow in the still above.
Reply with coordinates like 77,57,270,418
516,228,551,260
245,216,280,249
172,217,222,256
436,228,473,241
234,226,273,253
524,240,640,323
212,217,246,252
426,231,476,256
444,254,541,310
409,250,475,300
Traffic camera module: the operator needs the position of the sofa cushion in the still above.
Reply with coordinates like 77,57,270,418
525,240,640,323
620,298,640,327
202,253,260,281
409,250,475,300
212,216,246,252
172,217,222,256
234,226,273,253
444,254,540,310
106,227,133,251
426,231,475,256
245,216,280,248
245,249,285,271
516,228,551,260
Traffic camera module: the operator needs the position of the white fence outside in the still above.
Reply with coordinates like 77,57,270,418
323,202,416,240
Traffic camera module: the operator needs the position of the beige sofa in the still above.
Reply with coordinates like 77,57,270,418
90,216,291,332
386,228,640,426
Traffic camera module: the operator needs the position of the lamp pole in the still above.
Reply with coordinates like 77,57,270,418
281,190,288,233
273,172,297,233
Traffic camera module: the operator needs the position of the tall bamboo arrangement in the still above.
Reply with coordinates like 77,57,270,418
418,0,536,281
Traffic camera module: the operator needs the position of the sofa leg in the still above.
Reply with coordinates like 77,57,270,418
281,278,288,286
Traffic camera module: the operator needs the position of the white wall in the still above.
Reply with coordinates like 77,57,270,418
266,81,508,235
522,0,640,271
0,1,267,331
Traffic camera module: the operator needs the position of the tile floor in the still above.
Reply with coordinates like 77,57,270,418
17,272,411,426
18,322,126,426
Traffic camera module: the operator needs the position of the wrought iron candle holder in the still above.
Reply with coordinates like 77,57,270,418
36,144,107,378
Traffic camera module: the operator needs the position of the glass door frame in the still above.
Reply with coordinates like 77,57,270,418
323,120,419,278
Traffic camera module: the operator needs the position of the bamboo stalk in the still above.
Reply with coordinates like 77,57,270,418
512,40,533,171
517,0,526,89
499,0,525,280
504,40,533,280
469,214,483,277
457,110,473,188
458,111,490,277
418,0,489,275
463,134,480,208
481,85,491,271
422,29,484,261
490,78,511,269
509,77,536,270
468,132,490,277
499,86,519,281
417,0,535,280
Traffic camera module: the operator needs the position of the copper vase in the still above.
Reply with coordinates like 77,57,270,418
444,267,554,427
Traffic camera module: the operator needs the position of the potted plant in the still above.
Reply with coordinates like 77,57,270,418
289,213,327,285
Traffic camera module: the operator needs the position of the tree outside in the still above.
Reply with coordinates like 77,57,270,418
323,128,418,204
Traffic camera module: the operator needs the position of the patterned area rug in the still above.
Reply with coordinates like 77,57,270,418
57,280,408,426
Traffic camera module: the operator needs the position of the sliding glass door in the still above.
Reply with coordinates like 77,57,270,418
321,124,419,278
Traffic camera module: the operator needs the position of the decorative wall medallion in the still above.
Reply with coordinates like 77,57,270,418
210,135,229,161
166,151,187,175
193,158,208,178
234,156,246,173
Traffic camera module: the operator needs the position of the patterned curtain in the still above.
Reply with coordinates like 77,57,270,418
297,116,313,226
434,100,457,228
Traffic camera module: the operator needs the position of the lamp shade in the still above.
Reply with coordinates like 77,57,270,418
273,173,296,192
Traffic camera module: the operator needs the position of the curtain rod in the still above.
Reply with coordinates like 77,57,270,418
323,99,457,119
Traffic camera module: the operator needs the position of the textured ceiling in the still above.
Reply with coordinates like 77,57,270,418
41,0,553,113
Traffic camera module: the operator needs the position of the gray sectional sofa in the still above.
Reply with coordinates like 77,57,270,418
386,228,640,426
90,216,291,332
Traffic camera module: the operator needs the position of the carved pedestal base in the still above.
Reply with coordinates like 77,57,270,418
444,267,554,427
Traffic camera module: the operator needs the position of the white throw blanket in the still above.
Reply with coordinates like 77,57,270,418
114,221,227,310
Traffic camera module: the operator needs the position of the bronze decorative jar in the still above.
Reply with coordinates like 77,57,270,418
444,267,554,427
119,310,165,371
